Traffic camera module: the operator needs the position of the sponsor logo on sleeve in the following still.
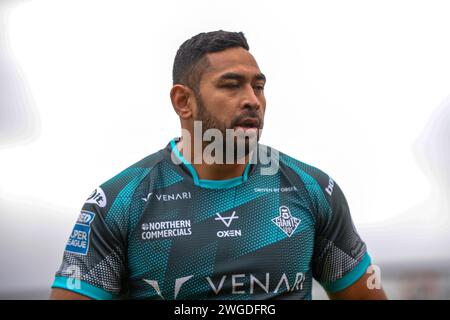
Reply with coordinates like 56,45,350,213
65,210,96,255
85,187,107,207
325,177,334,196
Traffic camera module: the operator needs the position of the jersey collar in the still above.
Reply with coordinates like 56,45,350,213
167,138,253,189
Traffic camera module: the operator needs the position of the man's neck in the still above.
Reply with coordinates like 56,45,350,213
175,139,250,181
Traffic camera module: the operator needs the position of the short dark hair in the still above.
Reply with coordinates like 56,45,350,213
172,30,249,93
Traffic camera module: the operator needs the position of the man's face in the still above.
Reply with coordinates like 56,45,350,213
192,47,266,158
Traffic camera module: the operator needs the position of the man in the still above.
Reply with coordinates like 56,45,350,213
50,30,387,300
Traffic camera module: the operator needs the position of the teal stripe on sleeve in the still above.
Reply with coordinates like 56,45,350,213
51,276,113,300
321,252,372,293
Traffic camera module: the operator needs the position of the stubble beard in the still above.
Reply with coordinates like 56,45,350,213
194,93,260,164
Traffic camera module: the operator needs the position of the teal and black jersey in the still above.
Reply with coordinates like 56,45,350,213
52,138,371,300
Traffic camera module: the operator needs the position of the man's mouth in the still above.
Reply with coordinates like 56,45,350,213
234,118,260,131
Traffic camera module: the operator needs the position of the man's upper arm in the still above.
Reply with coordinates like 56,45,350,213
327,267,387,300
305,171,386,298
50,288,92,300
50,186,128,300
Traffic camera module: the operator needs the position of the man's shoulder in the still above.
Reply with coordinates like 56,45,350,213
93,148,166,203
266,145,332,190
268,146,337,214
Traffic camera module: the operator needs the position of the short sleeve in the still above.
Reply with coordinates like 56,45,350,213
51,187,127,299
312,178,371,293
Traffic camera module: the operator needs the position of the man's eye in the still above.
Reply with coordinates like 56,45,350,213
223,83,240,89
254,85,264,91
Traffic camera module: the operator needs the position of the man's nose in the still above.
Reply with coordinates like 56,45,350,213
240,85,261,110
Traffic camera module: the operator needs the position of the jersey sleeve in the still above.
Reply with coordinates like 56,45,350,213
311,176,371,293
51,186,127,299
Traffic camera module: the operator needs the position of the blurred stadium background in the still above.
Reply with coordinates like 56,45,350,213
1,0,450,299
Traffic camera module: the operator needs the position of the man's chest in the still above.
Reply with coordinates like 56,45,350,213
125,186,316,299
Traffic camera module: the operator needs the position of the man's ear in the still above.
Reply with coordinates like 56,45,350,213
170,84,194,120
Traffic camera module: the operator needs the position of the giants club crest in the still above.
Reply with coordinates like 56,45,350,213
272,206,300,237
